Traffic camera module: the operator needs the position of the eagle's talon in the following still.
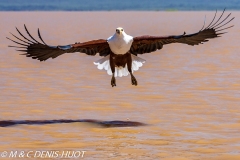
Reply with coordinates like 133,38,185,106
131,76,138,86
111,77,116,87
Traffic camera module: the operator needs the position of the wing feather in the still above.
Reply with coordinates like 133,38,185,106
7,25,111,61
131,10,234,55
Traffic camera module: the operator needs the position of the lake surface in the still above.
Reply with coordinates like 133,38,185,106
0,11,240,159
0,0,240,11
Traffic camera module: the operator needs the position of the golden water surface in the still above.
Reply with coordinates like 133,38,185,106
0,11,240,159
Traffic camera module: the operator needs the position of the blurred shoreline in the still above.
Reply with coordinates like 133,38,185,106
0,0,240,11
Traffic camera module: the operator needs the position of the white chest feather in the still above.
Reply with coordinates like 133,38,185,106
107,33,133,55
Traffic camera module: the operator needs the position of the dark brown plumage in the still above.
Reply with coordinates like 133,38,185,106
8,26,110,61
130,10,234,55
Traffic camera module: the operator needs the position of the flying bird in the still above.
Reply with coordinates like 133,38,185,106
7,10,234,87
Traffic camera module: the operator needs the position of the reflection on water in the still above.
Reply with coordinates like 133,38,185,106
0,11,240,159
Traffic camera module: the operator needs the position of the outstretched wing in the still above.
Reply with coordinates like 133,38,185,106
130,9,234,55
7,25,111,61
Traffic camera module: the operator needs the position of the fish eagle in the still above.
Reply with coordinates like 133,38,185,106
7,10,234,87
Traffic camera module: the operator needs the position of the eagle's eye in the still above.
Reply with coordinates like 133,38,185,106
121,29,123,31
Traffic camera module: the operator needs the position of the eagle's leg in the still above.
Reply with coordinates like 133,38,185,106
111,75,116,87
127,53,137,86
110,54,116,87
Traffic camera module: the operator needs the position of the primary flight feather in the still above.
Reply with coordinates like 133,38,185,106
7,10,234,87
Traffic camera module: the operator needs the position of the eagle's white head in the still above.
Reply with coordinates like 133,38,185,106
115,27,125,36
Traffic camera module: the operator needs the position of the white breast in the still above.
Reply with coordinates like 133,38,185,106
107,32,133,55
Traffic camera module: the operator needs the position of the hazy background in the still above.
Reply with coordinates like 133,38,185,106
0,0,240,11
